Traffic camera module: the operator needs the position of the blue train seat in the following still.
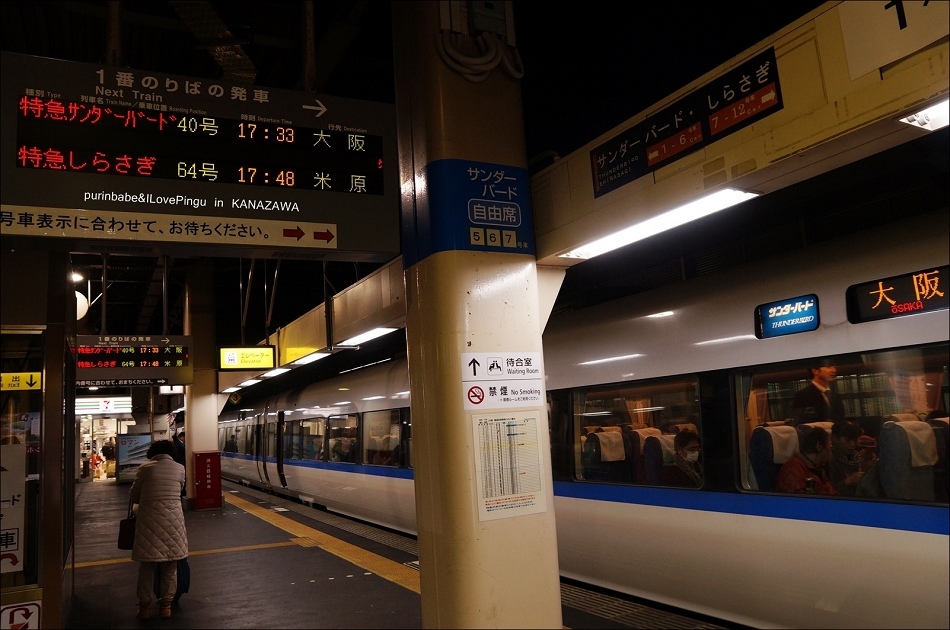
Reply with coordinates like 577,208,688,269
878,419,938,501
581,429,633,482
643,434,677,485
749,424,799,491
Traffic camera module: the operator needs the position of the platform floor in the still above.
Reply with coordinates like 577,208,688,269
66,478,727,629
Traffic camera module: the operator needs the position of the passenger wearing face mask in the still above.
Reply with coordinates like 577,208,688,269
669,430,703,488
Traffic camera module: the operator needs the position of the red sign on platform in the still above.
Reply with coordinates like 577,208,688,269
193,451,222,510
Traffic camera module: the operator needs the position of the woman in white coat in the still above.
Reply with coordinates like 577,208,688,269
129,439,188,620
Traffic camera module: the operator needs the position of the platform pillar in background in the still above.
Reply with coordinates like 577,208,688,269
184,259,218,509
393,3,562,628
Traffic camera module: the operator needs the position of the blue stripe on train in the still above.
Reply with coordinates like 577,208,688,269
553,481,949,535
224,454,948,535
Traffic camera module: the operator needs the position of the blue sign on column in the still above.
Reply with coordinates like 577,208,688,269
402,158,535,267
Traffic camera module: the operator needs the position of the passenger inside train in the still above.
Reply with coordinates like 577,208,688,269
776,425,836,495
828,420,865,496
669,430,703,489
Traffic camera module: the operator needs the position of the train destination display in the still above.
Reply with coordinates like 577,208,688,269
847,265,949,324
0,51,399,259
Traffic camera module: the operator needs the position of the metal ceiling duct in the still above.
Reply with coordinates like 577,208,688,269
168,0,257,84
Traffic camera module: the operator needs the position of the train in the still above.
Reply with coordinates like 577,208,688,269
218,208,949,629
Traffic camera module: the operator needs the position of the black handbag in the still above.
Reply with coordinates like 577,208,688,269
117,500,136,550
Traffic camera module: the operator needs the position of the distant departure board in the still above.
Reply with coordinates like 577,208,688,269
76,335,193,387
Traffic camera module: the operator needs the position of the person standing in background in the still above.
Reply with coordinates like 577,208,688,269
173,431,187,498
129,439,188,620
173,431,186,466
790,364,847,425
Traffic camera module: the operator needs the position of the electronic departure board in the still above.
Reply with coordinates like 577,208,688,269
76,335,193,387
0,51,400,260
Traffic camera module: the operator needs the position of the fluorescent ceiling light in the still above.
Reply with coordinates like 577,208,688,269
292,352,330,365
646,311,674,318
222,387,241,393
339,357,392,374
340,327,397,346
559,188,759,260
362,395,385,401
579,353,643,365
694,334,757,346
260,368,290,378
238,378,262,387
898,98,949,131
332,401,351,405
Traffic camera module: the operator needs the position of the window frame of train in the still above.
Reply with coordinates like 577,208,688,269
283,416,326,461
327,414,359,463
736,342,949,504
361,408,410,467
570,375,703,487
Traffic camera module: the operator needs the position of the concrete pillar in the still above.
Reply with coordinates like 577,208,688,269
392,3,562,627
183,259,217,507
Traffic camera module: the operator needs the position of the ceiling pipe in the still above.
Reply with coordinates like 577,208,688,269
105,1,122,66
168,0,257,84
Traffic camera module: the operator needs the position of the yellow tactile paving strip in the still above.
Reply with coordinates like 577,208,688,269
225,493,421,593
73,493,421,595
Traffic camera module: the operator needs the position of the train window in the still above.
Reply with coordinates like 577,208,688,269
737,342,949,503
327,415,358,463
362,409,402,466
283,418,302,461
571,377,703,487
222,427,239,453
264,418,277,458
300,417,326,460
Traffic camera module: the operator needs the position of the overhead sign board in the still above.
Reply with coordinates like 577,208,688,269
218,345,276,371
590,47,783,198
76,334,193,387
0,51,399,260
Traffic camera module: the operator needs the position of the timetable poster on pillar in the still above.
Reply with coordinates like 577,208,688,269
471,411,547,522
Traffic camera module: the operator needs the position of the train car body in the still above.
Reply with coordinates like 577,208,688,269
219,209,949,628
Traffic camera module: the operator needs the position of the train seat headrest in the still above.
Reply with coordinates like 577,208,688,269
668,422,697,435
764,425,799,463
629,427,661,453
800,421,834,436
647,434,677,464
601,425,622,432
883,420,939,467
595,431,626,462
887,413,926,423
